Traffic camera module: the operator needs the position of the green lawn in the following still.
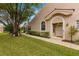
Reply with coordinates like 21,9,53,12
0,33,79,56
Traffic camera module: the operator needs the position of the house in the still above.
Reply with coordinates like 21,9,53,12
0,25,3,33
0,26,3,33
29,3,79,41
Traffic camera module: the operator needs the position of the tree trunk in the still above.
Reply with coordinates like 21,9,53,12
12,24,15,36
71,28,73,42
71,34,73,42
14,4,19,37
12,22,19,37
15,22,19,36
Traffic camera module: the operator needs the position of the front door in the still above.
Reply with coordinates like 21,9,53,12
53,23,63,38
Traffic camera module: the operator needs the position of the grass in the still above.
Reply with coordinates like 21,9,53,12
0,33,79,56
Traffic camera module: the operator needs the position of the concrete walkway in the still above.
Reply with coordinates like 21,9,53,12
22,33,79,50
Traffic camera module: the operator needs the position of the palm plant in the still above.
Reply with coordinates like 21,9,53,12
0,3,40,36
69,26,78,42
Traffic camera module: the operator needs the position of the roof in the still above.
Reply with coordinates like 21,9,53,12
45,8,75,21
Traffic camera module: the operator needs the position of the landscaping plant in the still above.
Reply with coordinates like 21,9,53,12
69,26,78,42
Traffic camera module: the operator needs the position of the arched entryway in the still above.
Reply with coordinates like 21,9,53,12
50,16,66,39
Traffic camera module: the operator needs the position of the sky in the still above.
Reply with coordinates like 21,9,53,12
22,3,46,27
29,3,45,22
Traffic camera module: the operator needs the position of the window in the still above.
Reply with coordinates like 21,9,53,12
41,21,45,31
76,20,79,29
28,26,31,30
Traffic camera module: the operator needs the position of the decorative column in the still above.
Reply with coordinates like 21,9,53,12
50,19,55,38
63,18,66,40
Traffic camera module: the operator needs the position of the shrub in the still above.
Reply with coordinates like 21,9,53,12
4,24,13,33
40,32,49,38
68,26,78,42
28,30,49,38
28,30,40,36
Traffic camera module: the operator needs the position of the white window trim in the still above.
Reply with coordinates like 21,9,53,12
75,20,79,30
40,21,46,32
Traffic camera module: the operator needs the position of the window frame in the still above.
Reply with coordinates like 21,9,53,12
41,21,46,31
76,20,79,30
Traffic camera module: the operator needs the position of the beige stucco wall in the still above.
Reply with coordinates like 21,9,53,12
29,3,79,40
0,26,3,33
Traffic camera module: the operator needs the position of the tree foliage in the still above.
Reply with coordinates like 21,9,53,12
0,3,40,36
69,26,78,42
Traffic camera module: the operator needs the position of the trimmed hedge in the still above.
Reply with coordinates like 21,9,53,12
28,31,40,36
27,30,49,38
40,32,49,38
